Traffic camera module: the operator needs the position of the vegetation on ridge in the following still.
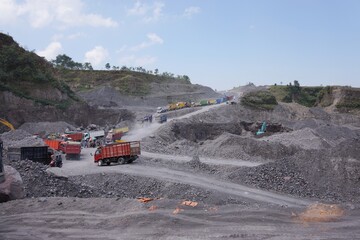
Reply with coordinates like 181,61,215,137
0,33,80,109
241,90,278,110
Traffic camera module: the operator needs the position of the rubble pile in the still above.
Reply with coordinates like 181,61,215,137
19,121,77,136
5,159,99,198
259,128,326,150
141,103,360,203
70,173,243,205
228,138,360,203
1,129,45,148
0,100,359,205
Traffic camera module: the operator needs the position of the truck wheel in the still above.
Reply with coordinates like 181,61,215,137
107,162,111,166
98,160,103,166
119,158,126,165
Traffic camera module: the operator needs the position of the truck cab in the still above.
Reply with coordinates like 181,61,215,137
94,148,102,162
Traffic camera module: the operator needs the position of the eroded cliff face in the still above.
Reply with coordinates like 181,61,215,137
0,91,134,130
318,87,360,113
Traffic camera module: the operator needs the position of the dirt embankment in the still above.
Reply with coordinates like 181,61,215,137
0,91,135,130
140,102,360,203
79,84,221,109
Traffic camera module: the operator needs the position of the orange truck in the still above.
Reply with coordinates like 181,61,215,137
60,141,81,160
94,141,140,166
44,139,62,151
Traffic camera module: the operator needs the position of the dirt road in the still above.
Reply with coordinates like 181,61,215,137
4,103,359,239
47,104,312,208
124,104,224,141
48,148,310,208
141,151,264,167
1,197,359,240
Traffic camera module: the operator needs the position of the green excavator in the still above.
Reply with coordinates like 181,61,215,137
256,122,267,135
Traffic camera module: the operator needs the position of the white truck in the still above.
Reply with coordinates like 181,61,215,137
84,130,105,140
84,130,105,146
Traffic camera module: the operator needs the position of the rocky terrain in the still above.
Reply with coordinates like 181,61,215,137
1,99,360,239
1,33,360,240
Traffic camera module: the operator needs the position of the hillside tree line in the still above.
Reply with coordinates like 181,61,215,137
51,54,191,83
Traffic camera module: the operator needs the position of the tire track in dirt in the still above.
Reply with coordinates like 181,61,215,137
2,199,359,240
49,159,311,207
141,151,264,167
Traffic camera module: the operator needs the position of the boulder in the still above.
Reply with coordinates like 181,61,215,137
0,165,24,202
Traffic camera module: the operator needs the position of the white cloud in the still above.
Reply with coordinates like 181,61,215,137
183,6,200,18
127,1,164,23
127,1,147,16
130,33,164,51
36,41,62,60
0,0,22,24
146,2,164,22
84,46,109,67
147,33,163,44
0,0,118,28
116,33,162,67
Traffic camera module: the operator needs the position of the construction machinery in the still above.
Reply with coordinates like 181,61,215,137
154,114,167,123
105,127,129,144
0,118,15,131
256,122,267,135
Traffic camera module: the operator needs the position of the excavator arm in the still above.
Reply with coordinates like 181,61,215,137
0,118,15,130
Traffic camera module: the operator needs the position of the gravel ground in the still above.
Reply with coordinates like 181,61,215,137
1,129,45,148
1,100,360,206
18,121,77,135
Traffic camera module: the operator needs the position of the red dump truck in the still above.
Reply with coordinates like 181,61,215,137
94,141,140,166
44,139,62,151
60,141,81,160
64,132,83,142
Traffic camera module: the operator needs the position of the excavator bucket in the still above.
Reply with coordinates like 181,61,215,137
0,118,15,130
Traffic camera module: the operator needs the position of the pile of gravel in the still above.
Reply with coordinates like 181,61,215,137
70,172,246,205
227,138,360,203
5,160,99,198
4,153,246,205
18,121,76,136
260,128,326,150
0,129,45,149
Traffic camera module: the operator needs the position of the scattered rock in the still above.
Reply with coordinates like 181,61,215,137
0,165,24,202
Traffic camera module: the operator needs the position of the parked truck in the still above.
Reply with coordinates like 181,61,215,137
154,114,167,123
44,139,62,151
105,127,129,143
20,146,52,165
94,141,141,166
84,130,105,140
60,141,81,160
63,132,83,142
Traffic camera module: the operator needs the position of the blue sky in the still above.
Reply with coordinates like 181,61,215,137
1,0,359,91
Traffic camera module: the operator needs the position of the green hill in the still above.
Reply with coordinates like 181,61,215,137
57,69,191,96
0,33,134,129
0,33,79,110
